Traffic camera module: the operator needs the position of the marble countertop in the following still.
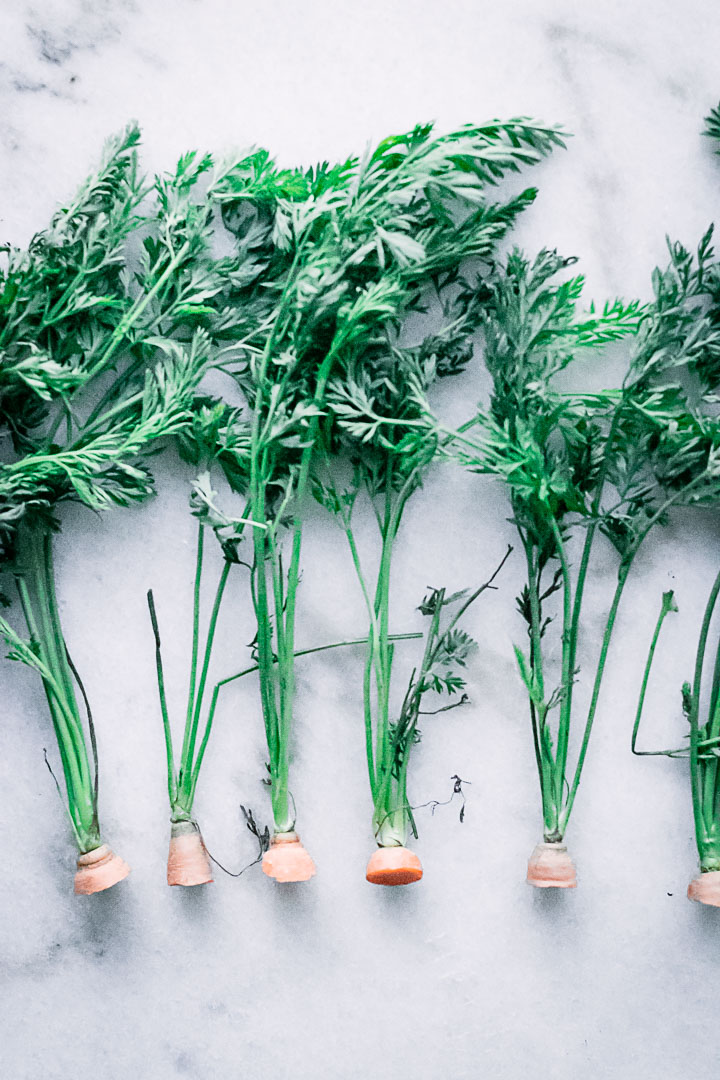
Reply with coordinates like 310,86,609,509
2,3,720,1079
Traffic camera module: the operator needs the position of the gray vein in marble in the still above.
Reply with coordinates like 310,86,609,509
0,0,136,109
26,0,137,64
546,20,640,64
547,17,705,103
27,24,79,66
541,18,697,294
542,23,621,290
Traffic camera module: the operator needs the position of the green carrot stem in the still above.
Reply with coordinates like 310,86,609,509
368,470,420,797
14,578,76,798
707,675,720,843
206,633,421,699
363,631,378,801
394,747,412,842
521,536,554,828
631,591,678,757
528,700,552,828
560,478,710,835
146,589,178,806
690,569,720,855
704,617,720,753
41,533,81,728
426,546,512,669
178,520,204,787
522,538,546,700
266,526,290,800
544,407,620,818
33,532,92,802
559,562,630,836
562,517,597,750
258,332,352,829
29,531,73,715
15,549,97,848
707,628,720,735
63,647,100,835
343,523,380,797
178,558,232,804
244,246,309,800
251,522,280,763
190,632,422,805
373,519,394,791
549,518,575,811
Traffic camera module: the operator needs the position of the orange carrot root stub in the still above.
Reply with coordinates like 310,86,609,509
167,822,213,887
74,844,131,895
366,846,423,886
687,870,720,907
526,842,577,889
262,832,316,883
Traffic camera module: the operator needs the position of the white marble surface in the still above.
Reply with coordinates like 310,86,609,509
2,2,720,1078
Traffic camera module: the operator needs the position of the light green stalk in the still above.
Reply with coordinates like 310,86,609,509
632,576,720,872
148,521,235,824
14,521,100,853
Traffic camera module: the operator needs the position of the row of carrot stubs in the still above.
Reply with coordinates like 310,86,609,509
3,107,720,904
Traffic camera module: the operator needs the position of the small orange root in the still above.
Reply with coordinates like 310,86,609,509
687,870,720,907
167,821,213,887
74,844,130,895
527,841,577,889
262,832,316,883
366,846,423,886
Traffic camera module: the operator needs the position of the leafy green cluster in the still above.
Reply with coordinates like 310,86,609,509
453,236,720,558
0,125,143,449
213,119,566,495
204,119,566,837
602,231,720,553
0,128,239,852
0,129,244,559
628,106,720,874
303,119,568,845
315,283,513,838
455,249,639,537
437,227,720,841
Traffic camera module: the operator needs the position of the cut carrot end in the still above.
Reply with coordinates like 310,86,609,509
527,842,577,889
687,870,720,907
262,832,316,883
167,822,213,887
74,844,131,895
366,846,423,886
